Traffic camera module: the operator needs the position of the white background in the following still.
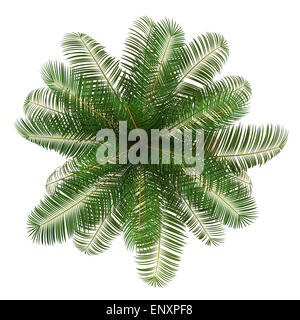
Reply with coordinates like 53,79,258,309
0,0,299,300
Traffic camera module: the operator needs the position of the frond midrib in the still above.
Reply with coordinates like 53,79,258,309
27,100,65,115
28,135,96,142
215,146,282,158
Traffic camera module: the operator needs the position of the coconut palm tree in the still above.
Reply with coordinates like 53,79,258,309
16,17,288,287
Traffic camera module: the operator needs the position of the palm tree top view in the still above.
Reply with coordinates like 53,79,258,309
16,17,288,287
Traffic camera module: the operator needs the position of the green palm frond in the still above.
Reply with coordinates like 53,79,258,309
230,171,253,194
46,158,79,195
62,32,122,91
179,75,251,102
119,165,163,251
28,165,129,244
144,19,185,103
169,159,256,229
175,33,229,89
122,16,156,74
41,61,118,129
16,116,97,157
206,124,288,171
183,167,256,228
165,88,249,131
45,151,102,194
122,17,185,124
24,87,66,119
17,17,288,287
164,186,225,246
136,210,186,287
74,206,123,255
122,16,157,103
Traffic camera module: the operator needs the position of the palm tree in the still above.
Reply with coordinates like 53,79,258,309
16,17,288,287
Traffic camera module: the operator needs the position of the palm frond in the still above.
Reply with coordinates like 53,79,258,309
181,162,256,228
175,33,229,88
41,61,118,129
230,171,253,194
166,88,249,131
180,75,251,102
136,210,185,287
119,165,163,251
74,206,122,255
28,166,128,245
152,165,225,246
46,149,121,194
24,87,66,119
146,19,185,103
62,32,122,92
122,16,156,72
206,124,288,171
122,17,184,106
171,193,225,246
16,117,97,157
122,16,156,102
46,158,78,195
